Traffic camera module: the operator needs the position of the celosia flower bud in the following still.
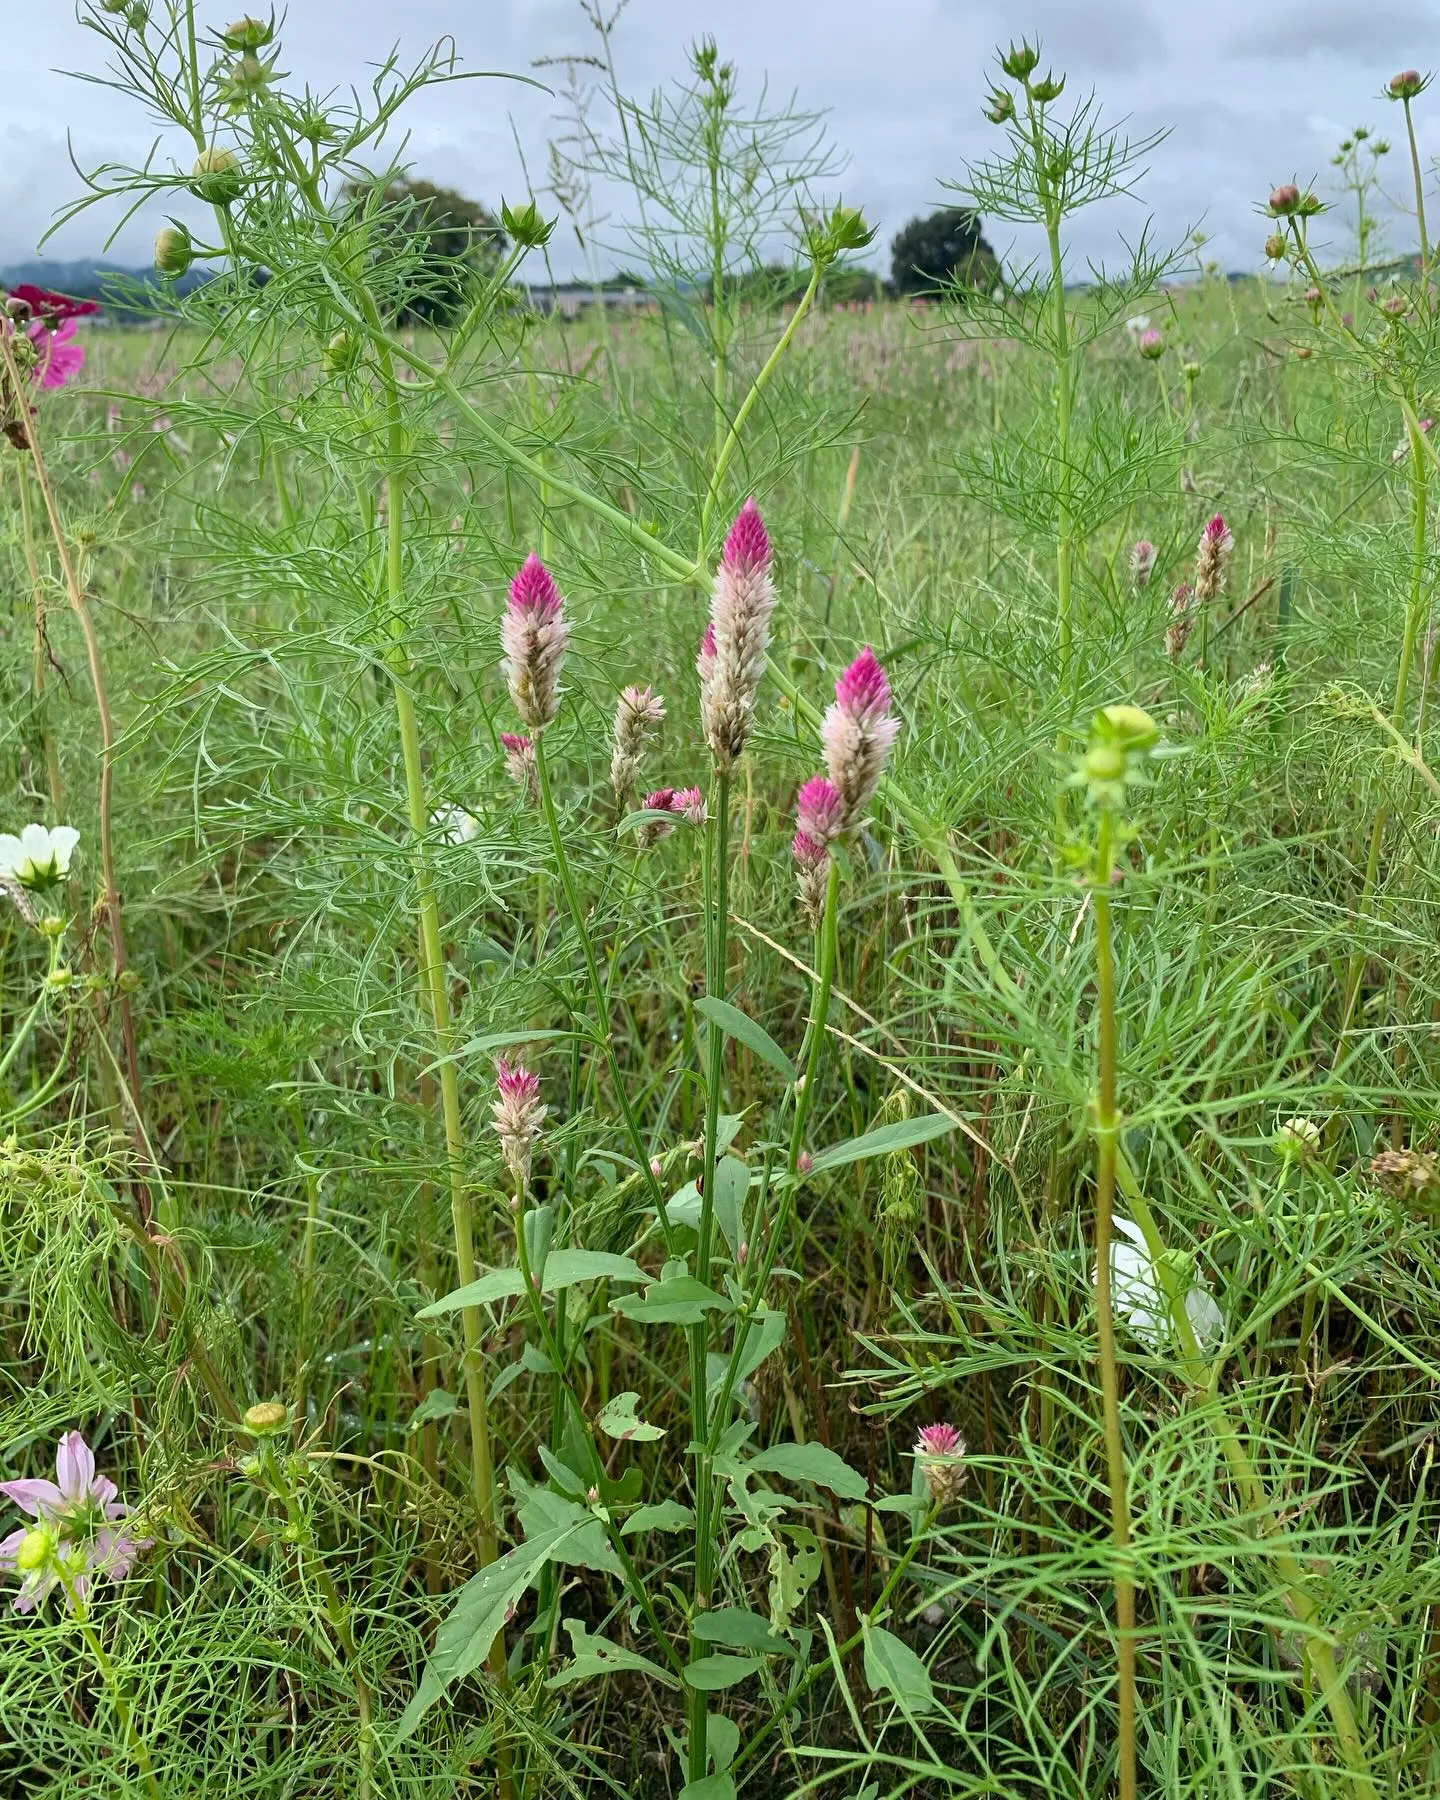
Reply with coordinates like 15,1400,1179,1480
1166,583,1196,658
796,775,843,849
915,1422,967,1507
500,731,538,803
791,809,831,929
1194,513,1233,602
1129,540,1156,588
610,684,666,807
699,499,777,770
493,1057,546,1192
502,553,569,730
821,648,900,833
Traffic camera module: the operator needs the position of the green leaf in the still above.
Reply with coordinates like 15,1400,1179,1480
621,1500,694,1536
596,1390,666,1442
748,1441,869,1501
679,1777,737,1800
769,1525,821,1633
420,1249,647,1317
612,1273,734,1326
395,1523,578,1739
707,1713,740,1773
695,997,795,1083
510,1471,620,1577
683,1654,760,1690
862,1622,937,1715
693,1607,790,1655
719,1309,786,1392
443,1027,574,1067
405,1387,458,1431
547,1619,680,1691
711,1156,749,1259
808,1113,958,1176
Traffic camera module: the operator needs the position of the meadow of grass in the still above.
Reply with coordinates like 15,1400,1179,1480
3,10,1440,1799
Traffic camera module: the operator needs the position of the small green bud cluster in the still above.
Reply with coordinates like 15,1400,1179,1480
986,39,1066,126
1076,703,1160,810
806,204,877,268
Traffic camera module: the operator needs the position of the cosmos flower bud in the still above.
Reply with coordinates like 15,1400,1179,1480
499,731,538,803
222,15,274,51
242,1401,289,1435
1268,184,1302,216
699,499,777,770
493,1057,546,1192
1264,232,1287,260
1000,40,1039,80
1129,540,1156,588
1194,514,1233,602
1273,1115,1321,1164
191,146,243,205
914,1423,967,1507
501,198,556,248
984,87,1015,124
154,225,194,278
1387,70,1426,101
1137,328,1165,360
502,554,569,730
610,684,666,808
821,648,900,833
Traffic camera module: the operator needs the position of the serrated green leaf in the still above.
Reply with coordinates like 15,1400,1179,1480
547,1619,680,1691
621,1500,694,1536
807,1113,959,1176
695,996,795,1082
748,1441,869,1501
596,1390,665,1442
684,1654,760,1690
862,1622,937,1714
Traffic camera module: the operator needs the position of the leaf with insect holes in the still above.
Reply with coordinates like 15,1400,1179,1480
596,1391,665,1442
862,1622,937,1714
694,996,795,1082
747,1441,869,1501
548,1619,680,1690
621,1500,694,1536
807,1113,959,1176
768,1524,821,1632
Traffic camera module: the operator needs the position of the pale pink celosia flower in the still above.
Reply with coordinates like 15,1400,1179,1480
1193,514,1233,603
492,1056,546,1192
914,1422,967,1507
0,1432,148,1613
821,648,900,833
699,499,778,770
1166,582,1196,658
499,731,538,803
638,787,680,850
673,786,707,825
610,684,666,807
501,554,569,730
1129,540,1157,588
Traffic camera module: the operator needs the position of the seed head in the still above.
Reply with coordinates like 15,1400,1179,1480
493,1057,546,1192
700,500,777,770
502,554,569,730
821,648,900,833
1129,540,1157,588
1370,1146,1440,1204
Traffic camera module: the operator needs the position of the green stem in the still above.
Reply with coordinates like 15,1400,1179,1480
61,1572,164,1800
1403,97,1431,272
1091,806,1136,1800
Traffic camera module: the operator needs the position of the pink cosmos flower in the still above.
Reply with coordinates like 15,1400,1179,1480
821,648,900,832
0,1431,147,1613
501,553,569,730
9,286,100,325
29,318,86,391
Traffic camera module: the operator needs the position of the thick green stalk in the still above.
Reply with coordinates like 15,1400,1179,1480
1402,96,1431,271
1091,806,1136,1800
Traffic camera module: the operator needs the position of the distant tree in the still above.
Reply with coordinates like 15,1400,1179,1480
890,207,1000,296
346,176,508,324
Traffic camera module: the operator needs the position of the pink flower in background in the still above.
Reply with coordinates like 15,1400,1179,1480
638,787,680,849
1194,513,1233,602
501,553,569,730
914,1422,967,1506
492,1057,546,1191
499,731,538,802
28,318,86,391
673,786,707,825
0,1431,147,1613
1129,540,1157,587
10,286,99,325
699,498,778,769
821,647,900,832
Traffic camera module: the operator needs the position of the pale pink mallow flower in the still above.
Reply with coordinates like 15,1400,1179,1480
699,498,778,770
500,731,538,803
914,1422,967,1507
501,554,569,730
492,1057,546,1192
1193,514,1233,603
821,648,900,833
610,684,666,806
1129,540,1157,588
0,1432,148,1613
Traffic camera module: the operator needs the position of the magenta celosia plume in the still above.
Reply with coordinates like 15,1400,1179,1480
795,775,843,849
0,1431,147,1613
1193,513,1233,602
821,647,900,830
492,1056,546,1190
914,1421,967,1506
502,553,569,729
699,499,778,770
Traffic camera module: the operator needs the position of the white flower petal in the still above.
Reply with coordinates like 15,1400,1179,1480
0,834,23,877
48,826,79,872
18,824,51,864
1185,1286,1225,1351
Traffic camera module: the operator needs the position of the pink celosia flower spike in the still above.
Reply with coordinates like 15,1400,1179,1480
791,776,842,927
499,731,538,803
0,1431,148,1613
700,499,778,770
638,787,680,850
610,684,667,807
1129,540,1156,588
821,647,900,833
914,1422,967,1507
501,553,569,730
1193,514,1233,603
492,1057,546,1192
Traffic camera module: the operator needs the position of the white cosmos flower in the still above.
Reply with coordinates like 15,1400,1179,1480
1124,313,1152,336
1104,1215,1223,1353
0,824,80,890
431,805,479,845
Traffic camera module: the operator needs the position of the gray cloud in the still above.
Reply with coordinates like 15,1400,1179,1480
3,0,1436,283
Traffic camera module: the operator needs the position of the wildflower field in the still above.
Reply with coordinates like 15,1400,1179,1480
6,10,1440,1798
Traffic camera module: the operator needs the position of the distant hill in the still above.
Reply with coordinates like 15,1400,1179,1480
0,258,210,307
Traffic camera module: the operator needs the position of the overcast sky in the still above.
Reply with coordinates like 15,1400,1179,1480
3,0,1437,280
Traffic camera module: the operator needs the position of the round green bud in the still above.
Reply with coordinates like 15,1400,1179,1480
222,16,274,51
45,967,73,991
500,198,555,249
1083,742,1127,784
242,1400,289,1436
117,967,142,994
154,225,194,279
324,330,360,374
16,1525,55,1573
1097,704,1160,750
191,147,243,206
38,914,67,939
